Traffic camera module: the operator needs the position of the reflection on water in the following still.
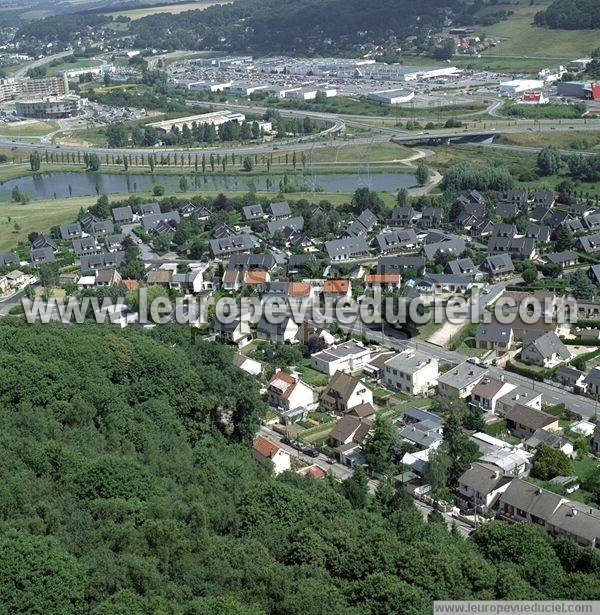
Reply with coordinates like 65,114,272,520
0,170,416,201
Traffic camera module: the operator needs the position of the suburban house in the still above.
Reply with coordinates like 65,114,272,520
446,257,476,276
147,269,173,287
375,228,419,254
480,447,531,477
212,318,252,346
420,206,443,227
364,273,402,292
232,352,262,376
210,234,259,258
329,415,371,449
377,255,426,276
243,204,265,221
325,236,370,261
482,254,515,278
471,377,517,415
389,206,415,225
256,316,299,344
495,386,542,417
320,371,373,414
505,404,560,439
437,361,487,398
521,331,571,368
525,429,574,457
0,252,18,268
583,367,600,397
383,349,439,396
30,247,55,265
269,201,292,219
540,251,578,268
475,323,514,352
243,269,270,290
323,279,352,299
457,462,513,512
399,419,443,452
311,340,371,375
252,435,291,476
112,206,134,224
266,370,316,413
59,222,83,241
95,269,121,287
498,478,600,548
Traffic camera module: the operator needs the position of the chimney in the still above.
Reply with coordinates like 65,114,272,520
571,507,577,517
535,487,542,495
515,394,520,401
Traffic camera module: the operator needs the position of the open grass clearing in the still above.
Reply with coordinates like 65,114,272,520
108,1,232,20
477,1,598,59
0,120,58,137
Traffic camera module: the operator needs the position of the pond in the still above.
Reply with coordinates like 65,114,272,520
0,170,416,201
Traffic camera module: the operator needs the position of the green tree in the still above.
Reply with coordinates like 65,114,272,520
415,162,430,187
537,147,562,176
342,465,369,508
363,415,395,475
531,442,574,480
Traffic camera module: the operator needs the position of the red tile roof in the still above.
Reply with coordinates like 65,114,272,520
365,274,401,283
253,435,280,459
323,279,349,294
289,281,311,297
244,269,267,284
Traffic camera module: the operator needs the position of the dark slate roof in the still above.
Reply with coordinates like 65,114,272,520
112,206,134,222
80,251,125,271
522,330,571,361
377,255,426,274
269,201,291,217
475,323,513,344
267,216,304,235
325,236,370,260
0,252,18,267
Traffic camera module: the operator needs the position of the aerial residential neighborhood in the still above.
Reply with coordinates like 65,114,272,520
0,0,599,611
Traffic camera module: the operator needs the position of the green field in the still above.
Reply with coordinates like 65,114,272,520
108,0,231,20
497,130,600,151
0,121,58,137
0,184,396,252
477,1,599,59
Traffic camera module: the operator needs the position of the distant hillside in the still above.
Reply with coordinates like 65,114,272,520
128,0,463,53
534,0,600,30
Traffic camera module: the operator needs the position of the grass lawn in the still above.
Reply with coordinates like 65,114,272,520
497,130,600,151
47,57,102,75
295,363,330,388
311,140,413,164
477,1,599,59
416,319,444,340
0,121,58,137
0,195,103,251
573,455,600,483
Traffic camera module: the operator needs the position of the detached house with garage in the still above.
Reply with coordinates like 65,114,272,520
383,349,438,396
475,323,514,352
267,370,316,413
320,371,373,414
252,435,291,476
311,340,371,375
505,404,559,440
521,331,571,368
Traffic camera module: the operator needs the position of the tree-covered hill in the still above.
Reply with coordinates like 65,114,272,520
127,0,462,53
534,0,600,29
0,320,598,613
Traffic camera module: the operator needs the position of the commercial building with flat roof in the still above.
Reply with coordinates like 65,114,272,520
147,110,245,133
367,89,415,105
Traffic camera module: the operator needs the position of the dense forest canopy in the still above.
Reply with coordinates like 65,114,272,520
0,320,598,613
127,0,462,52
534,0,600,30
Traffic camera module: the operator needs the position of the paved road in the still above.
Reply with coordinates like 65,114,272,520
13,50,73,78
0,289,27,315
335,316,599,420
259,424,471,535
